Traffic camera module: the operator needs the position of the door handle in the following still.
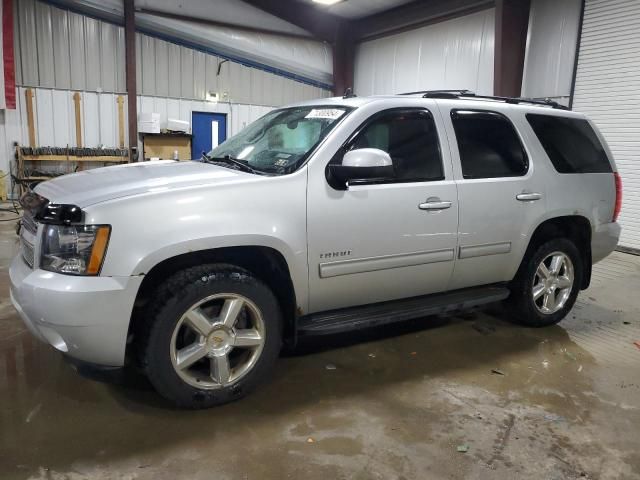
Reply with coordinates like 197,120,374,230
516,192,542,202
419,198,452,211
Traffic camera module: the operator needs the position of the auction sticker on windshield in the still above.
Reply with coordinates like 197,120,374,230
305,109,345,120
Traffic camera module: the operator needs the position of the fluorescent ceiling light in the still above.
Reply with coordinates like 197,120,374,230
312,0,344,5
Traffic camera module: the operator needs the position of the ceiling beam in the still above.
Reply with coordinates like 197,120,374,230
353,0,494,41
136,7,315,41
241,0,341,43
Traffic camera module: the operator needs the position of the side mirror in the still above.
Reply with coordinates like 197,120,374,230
327,148,395,190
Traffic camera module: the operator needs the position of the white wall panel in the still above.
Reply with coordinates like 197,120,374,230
82,92,99,147
115,27,126,93
35,89,54,147
100,23,119,93
522,0,581,101
84,17,101,91
17,0,38,86
178,100,191,124
204,55,219,99
13,0,22,87
17,88,30,147
167,42,182,98
98,94,116,147
34,3,54,88
354,9,495,96
68,11,87,91
573,0,640,250
194,51,207,101
166,98,180,124
135,33,142,95
51,90,71,147
141,35,156,96
155,39,169,98
51,6,71,90
180,47,195,100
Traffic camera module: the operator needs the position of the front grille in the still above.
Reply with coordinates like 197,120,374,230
22,211,37,235
20,211,37,268
21,236,35,268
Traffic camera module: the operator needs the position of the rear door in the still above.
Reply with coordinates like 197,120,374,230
439,104,547,290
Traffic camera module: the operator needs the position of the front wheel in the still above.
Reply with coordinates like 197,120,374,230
508,238,583,327
141,264,282,408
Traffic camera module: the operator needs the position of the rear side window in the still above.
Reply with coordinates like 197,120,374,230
451,110,528,179
526,114,612,173
349,109,444,182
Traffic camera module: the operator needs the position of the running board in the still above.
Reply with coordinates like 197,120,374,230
297,285,510,336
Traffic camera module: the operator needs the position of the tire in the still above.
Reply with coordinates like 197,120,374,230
508,238,583,327
140,263,282,408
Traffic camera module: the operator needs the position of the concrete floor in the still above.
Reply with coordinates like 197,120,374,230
0,207,639,480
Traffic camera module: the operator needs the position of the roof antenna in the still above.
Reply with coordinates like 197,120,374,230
343,87,356,99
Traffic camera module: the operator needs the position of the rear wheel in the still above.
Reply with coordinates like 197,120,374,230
508,238,582,327
141,264,282,408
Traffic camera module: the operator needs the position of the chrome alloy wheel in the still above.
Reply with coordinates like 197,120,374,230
170,293,266,389
532,251,574,314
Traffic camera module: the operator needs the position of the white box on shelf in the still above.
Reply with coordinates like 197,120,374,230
138,112,160,133
167,118,189,133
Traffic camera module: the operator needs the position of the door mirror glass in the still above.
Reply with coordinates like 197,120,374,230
327,148,395,190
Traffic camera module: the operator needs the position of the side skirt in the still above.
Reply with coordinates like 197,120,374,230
297,285,510,337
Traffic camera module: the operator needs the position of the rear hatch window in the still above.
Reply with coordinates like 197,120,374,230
526,114,612,173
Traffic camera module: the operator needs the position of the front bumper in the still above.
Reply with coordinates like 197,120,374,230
592,222,621,264
9,255,143,366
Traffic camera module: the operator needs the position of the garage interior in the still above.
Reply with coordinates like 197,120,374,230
0,0,639,478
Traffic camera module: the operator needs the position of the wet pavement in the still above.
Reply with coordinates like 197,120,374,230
0,207,639,480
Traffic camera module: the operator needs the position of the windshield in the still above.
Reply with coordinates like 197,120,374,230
208,106,351,175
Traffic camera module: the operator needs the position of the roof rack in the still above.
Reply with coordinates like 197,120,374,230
398,90,569,110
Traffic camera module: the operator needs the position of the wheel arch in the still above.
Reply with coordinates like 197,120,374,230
519,215,592,289
127,245,299,363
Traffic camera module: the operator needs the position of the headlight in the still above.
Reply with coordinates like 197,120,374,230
41,225,111,275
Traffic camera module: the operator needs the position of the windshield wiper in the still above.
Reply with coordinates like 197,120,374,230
202,154,264,175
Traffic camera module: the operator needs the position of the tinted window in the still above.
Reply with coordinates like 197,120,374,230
349,109,443,182
451,110,528,179
526,114,612,173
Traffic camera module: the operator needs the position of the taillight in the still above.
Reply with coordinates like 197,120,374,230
613,172,622,222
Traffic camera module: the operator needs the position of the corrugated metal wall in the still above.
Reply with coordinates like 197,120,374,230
353,9,495,96
573,0,640,251
521,0,582,104
0,86,275,184
14,0,331,105
11,87,273,149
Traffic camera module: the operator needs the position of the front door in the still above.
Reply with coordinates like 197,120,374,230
192,112,227,159
306,106,459,313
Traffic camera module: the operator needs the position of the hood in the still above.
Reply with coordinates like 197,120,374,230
34,160,253,207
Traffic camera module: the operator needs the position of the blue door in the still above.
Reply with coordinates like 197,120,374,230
191,112,227,159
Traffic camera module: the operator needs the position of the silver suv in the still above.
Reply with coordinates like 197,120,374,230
10,91,621,408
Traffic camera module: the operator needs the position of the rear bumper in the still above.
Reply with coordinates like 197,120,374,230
592,221,621,264
9,255,143,366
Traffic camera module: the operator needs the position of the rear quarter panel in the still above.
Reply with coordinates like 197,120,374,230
514,109,617,263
